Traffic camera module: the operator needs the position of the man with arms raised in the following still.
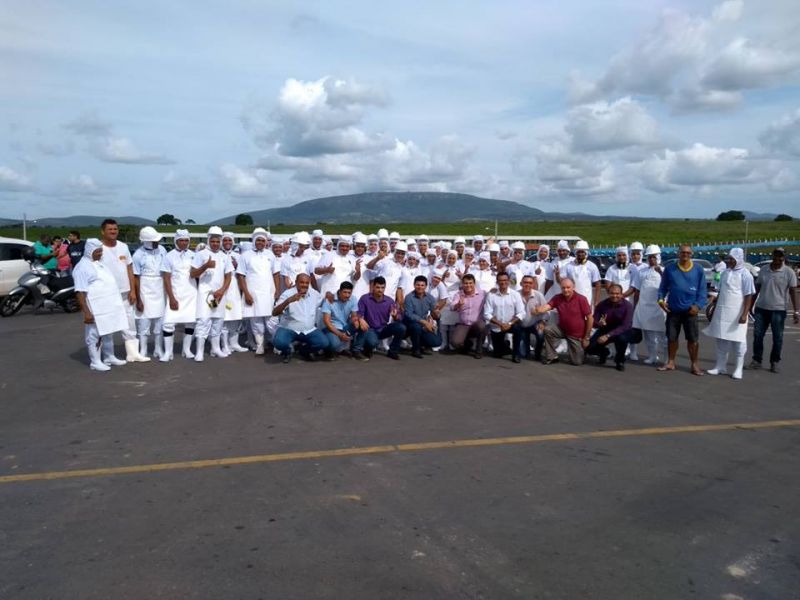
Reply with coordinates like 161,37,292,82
534,277,593,366
272,273,328,363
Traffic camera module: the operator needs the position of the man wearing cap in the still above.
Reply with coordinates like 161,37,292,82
237,228,281,355
132,226,168,358
99,219,150,362
388,232,401,253
272,273,328,363
749,247,799,373
484,272,525,363
629,242,647,272
309,229,326,262
351,232,372,300
315,236,355,297
657,244,707,375
352,276,406,360
417,235,430,258
450,273,487,358
453,236,466,259
161,229,197,361
366,241,408,306
534,277,593,366
472,235,485,254
633,245,666,366
545,240,574,300
220,232,246,355
505,241,531,291
530,245,551,293
190,227,234,361
563,241,601,307
281,232,314,290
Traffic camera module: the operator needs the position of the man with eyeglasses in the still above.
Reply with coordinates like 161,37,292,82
657,244,707,375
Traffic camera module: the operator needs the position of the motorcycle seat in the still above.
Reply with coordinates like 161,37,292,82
49,276,74,291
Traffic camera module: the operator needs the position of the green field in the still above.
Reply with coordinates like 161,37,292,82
3,219,797,250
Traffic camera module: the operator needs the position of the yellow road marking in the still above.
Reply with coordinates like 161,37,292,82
2,419,799,485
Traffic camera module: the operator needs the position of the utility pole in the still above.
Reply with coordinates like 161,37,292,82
494,219,498,238
744,220,749,263
22,212,27,240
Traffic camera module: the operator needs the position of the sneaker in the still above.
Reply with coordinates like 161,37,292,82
770,363,780,373
512,355,521,363
387,351,400,360
747,360,762,370
281,353,291,364
615,363,625,372
351,351,370,362
411,351,423,359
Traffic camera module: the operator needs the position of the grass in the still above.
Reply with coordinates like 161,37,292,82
3,219,797,250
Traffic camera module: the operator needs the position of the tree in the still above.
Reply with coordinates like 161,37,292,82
185,218,196,224
157,213,180,225
775,213,793,221
235,213,254,226
716,210,745,221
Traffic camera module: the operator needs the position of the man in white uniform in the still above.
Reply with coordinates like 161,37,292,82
530,244,551,293
99,218,149,362
315,236,355,297
564,240,601,307
545,240,574,300
220,232,246,355
132,226,167,358
629,242,647,272
281,231,314,290
161,229,197,361
237,228,281,355
190,226,234,361
505,241,530,291
632,245,666,366
367,241,408,305
74,239,129,371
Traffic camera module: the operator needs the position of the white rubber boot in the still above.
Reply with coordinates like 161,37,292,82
139,334,150,358
732,356,744,380
643,336,657,365
707,343,728,375
229,332,249,352
125,339,151,362
254,333,265,355
628,343,639,362
210,335,226,358
153,333,164,359
102,338,127,366
182,334,195,359
194,337,206,362
160,335,174,362
219,331,231,356
89,344,111,371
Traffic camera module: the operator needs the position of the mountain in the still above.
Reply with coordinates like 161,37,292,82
741,210,780,221
213,192,555,225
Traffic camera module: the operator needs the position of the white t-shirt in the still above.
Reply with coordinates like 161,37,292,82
99,241,133,293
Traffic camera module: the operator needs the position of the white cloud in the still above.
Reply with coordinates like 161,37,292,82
767,167,800,191
66,174,107,196
0,165,33,191
220,163,269,197
640,143,761,192
162,171,212,197
701,38,800,91
712,0,744,22
527,138,616,195
566,97,659,152
37,139,75,157
91,136,174,165
63,112,113,137
759,108,800,156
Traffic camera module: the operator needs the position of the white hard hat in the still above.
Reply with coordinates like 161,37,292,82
394,241,408,253
323,235,332,244
293,231,311,245
425,247,436,256
454,236,466,245
630,241,645,251
222,231,235,241
442,241,452,250
473,234,485,242
139,226,163,243
312,229,324,238
367,233,378,242
645,244,661,256
511,241,526,250
499,240,510,248
251,227,269,242
478,252,490,262
464,247,476,255
207,226,223,237
352,232,367,244
389,231,401,240
337,235,352,246
377,228,389,239
574,240,590,251
417,234,429,242
174,229,191,242
405,238,416,247
488,243,500,252
557,239,570,250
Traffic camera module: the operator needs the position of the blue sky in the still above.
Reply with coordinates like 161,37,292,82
1,0,799,221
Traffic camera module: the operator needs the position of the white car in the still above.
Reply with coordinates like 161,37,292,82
0,236,33,296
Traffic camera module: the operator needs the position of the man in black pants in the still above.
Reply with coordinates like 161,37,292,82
585,283,634,371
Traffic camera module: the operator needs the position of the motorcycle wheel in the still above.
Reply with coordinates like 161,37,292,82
62,296,80,313
0,292,28,317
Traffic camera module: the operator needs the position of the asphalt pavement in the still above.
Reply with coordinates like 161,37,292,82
1,309,799,600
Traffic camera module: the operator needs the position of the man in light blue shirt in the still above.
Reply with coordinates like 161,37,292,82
321,281,359,357
272,273,328,363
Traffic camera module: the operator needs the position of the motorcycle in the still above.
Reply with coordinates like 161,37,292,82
0,261,80,317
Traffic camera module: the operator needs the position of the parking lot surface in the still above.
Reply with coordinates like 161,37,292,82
1,311,799,599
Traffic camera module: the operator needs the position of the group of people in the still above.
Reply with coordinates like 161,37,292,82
72,221,798,378
32,231,85,276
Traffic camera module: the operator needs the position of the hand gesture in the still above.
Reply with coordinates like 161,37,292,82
359,318,369,332
213,289,225,302
598,314,607,327
390,305,399,320
325,291,335,304
206,257,216,269
292,291,306,303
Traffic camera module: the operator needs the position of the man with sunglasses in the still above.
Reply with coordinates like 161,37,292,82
657,244,707,375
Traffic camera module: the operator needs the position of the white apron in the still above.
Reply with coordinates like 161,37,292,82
163,252,198,325
241,252,277,318
545,258,572,300
136,275,165,319
703,269,747,342
196,251,228,320
632,267,665,331
87,264,129,336
352,256,371,301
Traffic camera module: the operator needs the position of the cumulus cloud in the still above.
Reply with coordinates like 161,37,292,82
568,2,799,113
63,112,113,137
162,170,212,197
566,97,659,152
759,108,800,156
91,137,175,165
66,174,108,196
527,138,616,195
220,163,269,197
0,165,33,191
37,139,75,157
640,143,761,192
243,76,391,157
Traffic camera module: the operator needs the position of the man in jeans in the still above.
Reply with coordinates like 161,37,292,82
272,273,329,363
449,273,487,359
403,276,444,359
353,276,406,360
321,281,360,358
749,247,799,373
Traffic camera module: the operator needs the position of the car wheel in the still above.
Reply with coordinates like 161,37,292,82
0,292,28,317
